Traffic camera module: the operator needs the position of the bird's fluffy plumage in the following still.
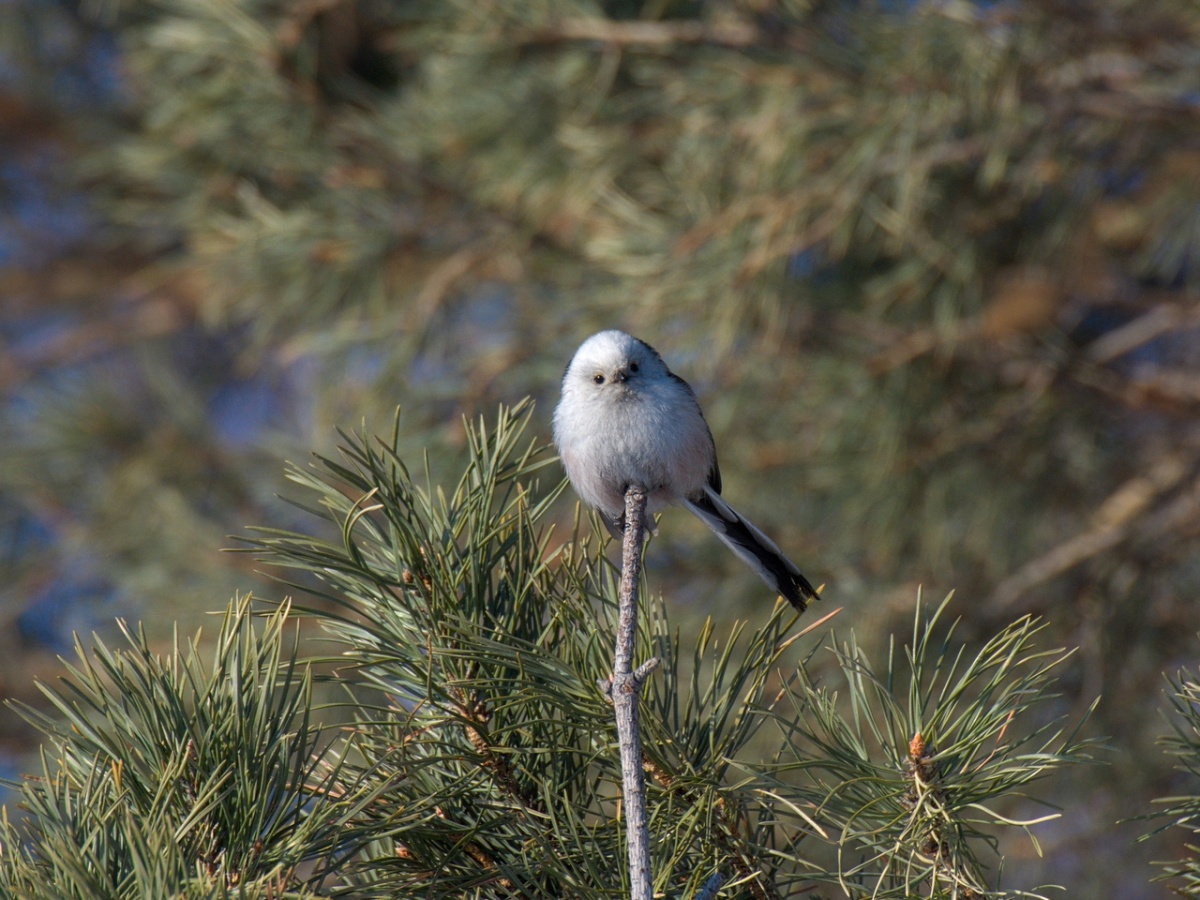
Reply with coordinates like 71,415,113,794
553,329,818,609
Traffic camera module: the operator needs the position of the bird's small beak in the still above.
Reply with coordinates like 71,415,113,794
614,368,629,383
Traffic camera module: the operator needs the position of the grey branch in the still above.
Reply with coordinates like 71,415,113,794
611,484,654,900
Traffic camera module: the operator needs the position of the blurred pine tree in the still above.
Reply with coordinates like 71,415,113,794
0,0,1198,894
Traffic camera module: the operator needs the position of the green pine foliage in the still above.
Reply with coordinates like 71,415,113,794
1,406,1097,898
765,604,1095,897
0,595,379,898
1145,671,1200,897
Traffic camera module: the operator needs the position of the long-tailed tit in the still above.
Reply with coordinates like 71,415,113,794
553,330,818,610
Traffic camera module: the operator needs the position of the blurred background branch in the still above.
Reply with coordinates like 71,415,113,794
0,0,1198,893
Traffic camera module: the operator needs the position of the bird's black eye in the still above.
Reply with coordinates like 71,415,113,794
629,361,639,373
593,373,605,384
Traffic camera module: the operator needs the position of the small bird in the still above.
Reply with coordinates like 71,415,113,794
552,330,818,610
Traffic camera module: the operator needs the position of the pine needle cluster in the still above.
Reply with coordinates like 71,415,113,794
1,405,1096,898
1144,671,1200,897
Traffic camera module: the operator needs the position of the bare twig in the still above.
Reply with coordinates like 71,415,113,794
988,453,1195,612
0,295,186,394
610,484,656,900
1085,302,1200,365
518,18,760,50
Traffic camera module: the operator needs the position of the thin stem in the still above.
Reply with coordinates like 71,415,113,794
612,484,652,900
615,486,649,676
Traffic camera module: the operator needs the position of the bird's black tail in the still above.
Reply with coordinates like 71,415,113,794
684,486,818,610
